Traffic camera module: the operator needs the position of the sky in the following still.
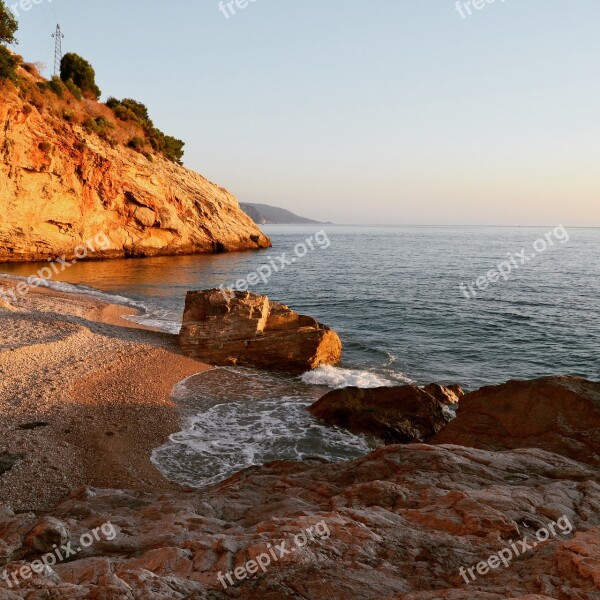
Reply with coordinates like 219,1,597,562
7,0,600,226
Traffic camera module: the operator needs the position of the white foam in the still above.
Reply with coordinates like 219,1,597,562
124,313,182,335
0,273,181,334
301,365,413,389
0,273,139,308
151,398,372,488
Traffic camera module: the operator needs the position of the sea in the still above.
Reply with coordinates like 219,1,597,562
2,225,599,487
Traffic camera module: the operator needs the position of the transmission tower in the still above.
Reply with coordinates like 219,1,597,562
51,25,64,76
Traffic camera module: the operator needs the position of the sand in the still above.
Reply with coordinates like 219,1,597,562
0,285,210,512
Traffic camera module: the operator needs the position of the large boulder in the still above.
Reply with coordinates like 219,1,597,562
178,289,342,373
430,376,600,466
308,385,453,443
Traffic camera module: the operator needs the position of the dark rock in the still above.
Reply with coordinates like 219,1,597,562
17,422,49,430
308,385,453,443
0,452,24,475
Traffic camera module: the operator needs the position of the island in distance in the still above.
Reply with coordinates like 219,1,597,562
240,202,330,225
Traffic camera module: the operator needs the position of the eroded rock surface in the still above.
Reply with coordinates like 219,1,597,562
178,289,342,373
0,444,599,599
309,385,454,443
430,376,600,466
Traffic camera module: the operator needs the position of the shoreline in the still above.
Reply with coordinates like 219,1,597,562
0,285,210,512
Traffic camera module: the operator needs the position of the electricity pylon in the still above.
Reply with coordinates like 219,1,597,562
51,25,64,77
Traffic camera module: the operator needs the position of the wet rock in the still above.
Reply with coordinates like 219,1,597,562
179,289,342,373
308,385,453,443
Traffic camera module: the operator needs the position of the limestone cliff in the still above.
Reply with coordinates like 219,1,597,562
0,64,271,262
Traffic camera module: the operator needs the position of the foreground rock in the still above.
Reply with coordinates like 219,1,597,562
0,444,598,599
0,67,270,262
309,385,454,443
179,289,342,373
431,376,600,466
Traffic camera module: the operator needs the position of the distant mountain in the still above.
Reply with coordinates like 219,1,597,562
240,203,326,225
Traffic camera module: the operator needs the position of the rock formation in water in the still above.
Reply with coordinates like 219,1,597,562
309,384,454,443
178,289,342,373
0,64,271,262
430,375,600,466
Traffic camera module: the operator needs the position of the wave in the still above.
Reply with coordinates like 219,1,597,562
300,364,413,389
0,273,180,334
151,397,372,488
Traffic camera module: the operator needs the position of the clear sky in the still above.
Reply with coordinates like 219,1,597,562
8,0,600,225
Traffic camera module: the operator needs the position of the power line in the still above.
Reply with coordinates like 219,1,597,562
51,24,64,77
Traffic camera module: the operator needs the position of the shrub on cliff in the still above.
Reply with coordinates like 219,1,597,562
106,96,185,164
127,136,145,151
0,45,18,82
37,75,65,98
60,53,101,99
0,0,18,83
0,0,18,45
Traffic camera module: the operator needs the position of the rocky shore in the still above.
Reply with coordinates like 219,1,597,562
0,289,599,599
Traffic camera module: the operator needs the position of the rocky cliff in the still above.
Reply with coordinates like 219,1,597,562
0,64,271,262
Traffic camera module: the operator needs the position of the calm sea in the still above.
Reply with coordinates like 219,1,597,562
2,225,599,485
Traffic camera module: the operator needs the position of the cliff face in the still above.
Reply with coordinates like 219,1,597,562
0,71,271,262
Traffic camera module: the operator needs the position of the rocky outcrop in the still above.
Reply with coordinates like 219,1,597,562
0,71,270,262
309,385,454,443
430,376,600,466
424,383,464,405
0,444,599,599
178,289,342,373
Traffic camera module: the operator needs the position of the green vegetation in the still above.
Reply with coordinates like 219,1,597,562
106,97,185,164
37,75,66,97
127,136,146,151
0,0,17,45
0,0,18,82
82,116,114,144
60,53,101,99
0,4,186,165
0,45,18,82
64,79,82,100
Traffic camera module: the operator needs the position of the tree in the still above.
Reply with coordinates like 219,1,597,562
0,45,18,82
60,53,101,99
0,0,18,45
